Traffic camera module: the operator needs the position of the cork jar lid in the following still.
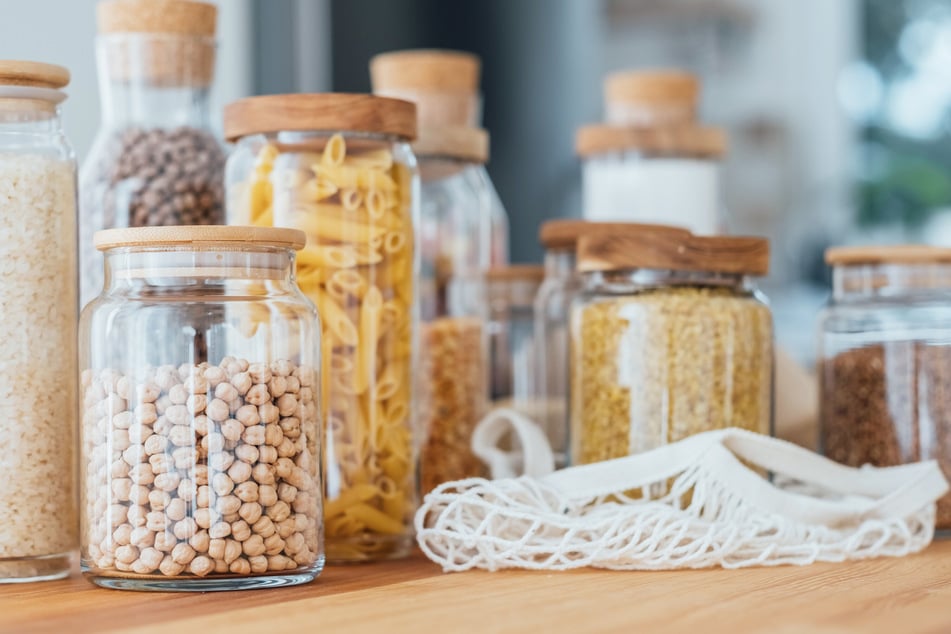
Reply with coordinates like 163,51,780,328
370,49,481,94
578,225,769,276
223,93,418,142
576,124,726,158
97,0,218,36
415,126,488,163
825,245,951,266
605,69,699,109
0,61,69,89
94,226,307,251
539,220,690,251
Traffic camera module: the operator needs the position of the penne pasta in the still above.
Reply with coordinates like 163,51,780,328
314,288,359,347
321,133,346,167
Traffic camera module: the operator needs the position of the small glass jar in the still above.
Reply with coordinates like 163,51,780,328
80,0,226,307
414,130,492,493
79,226,323,591
819,246,951,532
224,93,419,562
570,225,773,465
487,266,545,419
577,70,726,235
0,61,78,583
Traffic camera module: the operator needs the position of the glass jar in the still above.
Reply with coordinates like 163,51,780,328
80,0,226,307
79,226,323,591
570,225,773,465
414,130,492,493
819,246,951,532
0,61,78,583
487,266,545,418
577,70,726,235
224,93,419,562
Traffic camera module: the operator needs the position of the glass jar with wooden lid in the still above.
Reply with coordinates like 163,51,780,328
224,93,419,562
570,224,773,465
819,245,951,532
578,69,727,235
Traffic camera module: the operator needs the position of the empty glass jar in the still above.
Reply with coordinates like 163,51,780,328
571,225,773,465
80,226,323,591
819,246,951,531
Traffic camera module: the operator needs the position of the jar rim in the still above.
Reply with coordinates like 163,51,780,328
94,226,306,252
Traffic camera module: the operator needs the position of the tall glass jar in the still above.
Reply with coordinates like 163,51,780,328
570,225,773,465
414,129,492,493
80,0,226,307
80,226,323,591
578,70,727,235
819,246,951,532
0,61,78,583
224,93,419,562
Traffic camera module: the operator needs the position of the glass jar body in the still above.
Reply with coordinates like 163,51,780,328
582,151,723,235
79,33,226,307
227,130,419,562
819,263,951,531
570,270,773,465
417,157,490,492
0,97,78,582
488,275,543,419
79,245,323,590
533,248,578,468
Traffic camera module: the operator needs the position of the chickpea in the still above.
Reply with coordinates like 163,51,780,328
110,459,130,479
207,451,234,472
277,483,298,504
146,510,168,532
204,366,227,387
113,523,133,547
268,376,287,399
252,516,275,538
258,403,279,425
189,530,210,553
206,398,230,423
235,404,260,427
203,432,226,454
168,386,188,406
154,531,177,553
208,538,226,561
211,472,234,497
258,484,278,507
215,381,239,403
258,445,278,465
138,547,164,572
194,507,218,530
216,494,241,516
153,472,181,492
276,519,296,540
224,539,243,564
168,424,194,447
194,464,209,486
220,418,243,442
112,477,133,501
248,555,268,574
153,414,172,436
115,544,139,565
284,532,305,555
248,363,272,385
159,555,185,577
143,433,167,456
227,460,252,485
230,558,251,575
127,505,148,527
242,534,266,557
242,425,265,446
192,415,211,437
137,381,161,404
285,376,300,394
183,374,209,395
112,411,134,430
149,453,172,475
231,372,252,396
174,517,198,540
171,542,197,565
230,520,251,542
128,463,155,486
186,394,207,416
166,497,188,522
238,502,263,525
122,444,147,466
264,424,284,447
196,485,211,509
214,559,229,574
189,555,214,577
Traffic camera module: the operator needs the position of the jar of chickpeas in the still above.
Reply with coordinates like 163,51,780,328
224,94,419,562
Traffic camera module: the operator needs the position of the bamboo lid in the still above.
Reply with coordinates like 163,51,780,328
370,49,481,95
414,126,488,163
94,226,307,251
576,123,726,158
578,225,769,276
486,265,546,283
97,0,218,36
223,94,417,142
0,61,69,89
605,70,698,108
539,220,690,251
825,245,951,266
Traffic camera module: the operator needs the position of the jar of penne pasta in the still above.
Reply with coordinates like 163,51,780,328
80,226,323,591
224,94,420,562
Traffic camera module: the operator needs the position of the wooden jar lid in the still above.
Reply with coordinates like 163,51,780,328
540,220,690,251
415,126,488,163
578,225,769,276
94,226,307,251
576,124,726,158
825,245,951,266
0,61,69,89
97,0,218,36
223,93,417,142
486,265,546,283
605,69,698,108
370,49,481,94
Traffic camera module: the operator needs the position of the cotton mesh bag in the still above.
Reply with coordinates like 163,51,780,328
415,409,949,572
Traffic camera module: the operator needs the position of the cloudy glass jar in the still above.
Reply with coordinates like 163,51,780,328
80,226,323,591
570,225,773,465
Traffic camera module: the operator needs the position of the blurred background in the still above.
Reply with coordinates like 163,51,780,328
4,0,950,365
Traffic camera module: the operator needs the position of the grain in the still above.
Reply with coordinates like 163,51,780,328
820,343,951,529
571,286,772,465
82,358,322,580
418,317,488,492
0,153,78,579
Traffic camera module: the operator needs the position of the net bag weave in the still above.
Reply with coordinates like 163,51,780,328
415,410,948,572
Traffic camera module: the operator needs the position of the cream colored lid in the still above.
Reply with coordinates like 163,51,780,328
0,61,69,89
97,0,218,36
95,226,306,251
825,245,951,266
370,49,481,94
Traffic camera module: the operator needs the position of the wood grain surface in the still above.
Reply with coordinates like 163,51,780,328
4,542,951,633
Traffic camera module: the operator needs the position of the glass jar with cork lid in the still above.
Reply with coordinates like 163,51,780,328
224,93,420,562
80,0,226,307
79,225,323,590
578,70,727,235
819,246,951,532
0,60,78,583
570,225,773,465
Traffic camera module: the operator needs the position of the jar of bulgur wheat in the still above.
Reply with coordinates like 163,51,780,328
570,225,773,465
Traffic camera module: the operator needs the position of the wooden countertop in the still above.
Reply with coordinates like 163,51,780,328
5,542,951,634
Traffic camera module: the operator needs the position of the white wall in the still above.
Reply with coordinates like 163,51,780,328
0,0,253,159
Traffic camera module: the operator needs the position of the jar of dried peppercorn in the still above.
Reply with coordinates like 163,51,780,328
570,224,773,465
819,246,951,532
